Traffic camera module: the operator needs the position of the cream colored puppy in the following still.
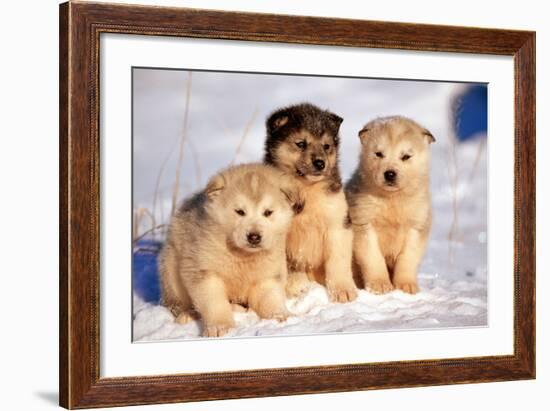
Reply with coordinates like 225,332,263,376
346,116,435,294
159,164,299,337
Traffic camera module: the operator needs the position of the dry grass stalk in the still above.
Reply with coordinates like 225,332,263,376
468,137,486,183
133,223,168,245
446,99,461,266
152,148,174,234
186,136,202,189
133,207,156,242
447,88,488,266
230,107,259,165
171,71,193,217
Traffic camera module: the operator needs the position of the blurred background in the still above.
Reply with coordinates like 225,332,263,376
132,68,488,305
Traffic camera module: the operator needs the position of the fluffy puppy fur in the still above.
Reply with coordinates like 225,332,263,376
346,116,435,294
264,103,358,303
159,164,300,337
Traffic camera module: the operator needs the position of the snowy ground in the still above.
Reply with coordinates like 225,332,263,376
132,71,487,342
134,276,486,341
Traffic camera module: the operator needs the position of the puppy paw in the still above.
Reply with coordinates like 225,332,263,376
328,283,358,303
285,278,311,298
266,308,291,322
255,302,291,322
395,281,419,294
175,310,199,325
203,322,234,338
202,318,235,337
366,279,394,294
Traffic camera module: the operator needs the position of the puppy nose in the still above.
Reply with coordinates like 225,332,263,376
384,170,397,182
247,232,262,245
313,159,325,171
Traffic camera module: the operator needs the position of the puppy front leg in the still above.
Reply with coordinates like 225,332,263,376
249,277,290,321
285,270,311,297
325,225,358,303
354,226,393,294
393,229,425,294
189,275,235,337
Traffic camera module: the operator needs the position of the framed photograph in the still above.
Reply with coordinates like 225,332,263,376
59,1,535,409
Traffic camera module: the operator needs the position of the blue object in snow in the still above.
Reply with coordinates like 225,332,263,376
133,240,162,303
453,84,488,142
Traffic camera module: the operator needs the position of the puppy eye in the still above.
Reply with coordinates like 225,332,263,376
296,141,307,150
323,144,331,151
263,209,273,217
375,151,384,158
235,209,246,216
401,154,412,161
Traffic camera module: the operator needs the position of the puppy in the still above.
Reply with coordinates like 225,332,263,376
159,164,299,337
265,103,358,303
346,116,435,294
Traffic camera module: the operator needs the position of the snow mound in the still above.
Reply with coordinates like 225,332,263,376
133,273,487,342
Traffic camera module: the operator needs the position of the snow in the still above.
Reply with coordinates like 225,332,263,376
133,273,486,341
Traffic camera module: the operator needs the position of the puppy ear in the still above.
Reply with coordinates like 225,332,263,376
328,112,343,128
358,127,370,144
205,174,225,199
267,109,290,134
423,129,436,144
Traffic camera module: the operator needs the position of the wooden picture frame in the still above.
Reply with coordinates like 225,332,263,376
59,1,535,408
